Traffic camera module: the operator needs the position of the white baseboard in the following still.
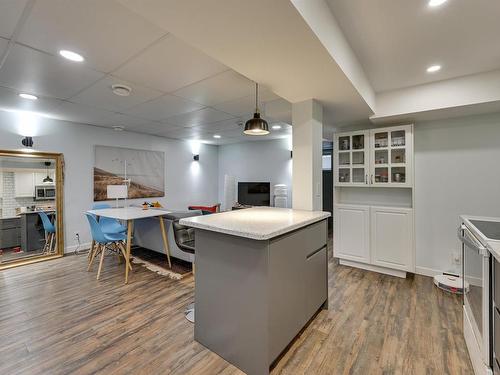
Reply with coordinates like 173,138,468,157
339,259,407,278
415,266,445,278
65,242,92,254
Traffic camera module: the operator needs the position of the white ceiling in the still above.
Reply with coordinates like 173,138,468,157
326,0,500,93
0,0,292,145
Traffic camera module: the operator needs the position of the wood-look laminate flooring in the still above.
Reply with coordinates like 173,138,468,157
0,250,473,374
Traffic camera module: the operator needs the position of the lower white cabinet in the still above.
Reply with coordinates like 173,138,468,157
370,207,414,271
334,204,414,273
334,205,370,263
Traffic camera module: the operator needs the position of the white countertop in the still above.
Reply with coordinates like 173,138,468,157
87,207,172,220
179,207,331,240
461,215,500,262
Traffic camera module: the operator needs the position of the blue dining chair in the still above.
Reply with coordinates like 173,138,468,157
91,203,127,234
85,213,130,280
38,211,56,254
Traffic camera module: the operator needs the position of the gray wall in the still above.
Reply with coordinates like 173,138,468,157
218,138,293,208
0,115,219,252
414,112,500,275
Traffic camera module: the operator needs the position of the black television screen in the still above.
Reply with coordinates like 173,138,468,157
238,182,270,206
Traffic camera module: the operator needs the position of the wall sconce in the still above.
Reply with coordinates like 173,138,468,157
193,154,200,161
22,136,34,148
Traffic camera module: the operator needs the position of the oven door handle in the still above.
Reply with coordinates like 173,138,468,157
458,224,489,257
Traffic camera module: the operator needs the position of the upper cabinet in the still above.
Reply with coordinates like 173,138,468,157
14,172,35,198
334,130,370,187
335,124,413,188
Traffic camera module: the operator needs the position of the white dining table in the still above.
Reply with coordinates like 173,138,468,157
86,207,172,283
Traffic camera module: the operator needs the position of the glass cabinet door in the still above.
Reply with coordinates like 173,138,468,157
370,125,412,186
335,131,369,186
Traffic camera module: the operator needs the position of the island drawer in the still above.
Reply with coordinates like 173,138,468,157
305,246,328,318
495,258,500,308
303,220,327,256
495,306,500,368
0,218,21,230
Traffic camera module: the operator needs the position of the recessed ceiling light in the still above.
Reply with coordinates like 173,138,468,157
426,64,441,73
19,93,38,100
112,125,125,131
428,0,447,7
59,49,84,62
271,124,282,130
213,134,221,139
111,84,132,97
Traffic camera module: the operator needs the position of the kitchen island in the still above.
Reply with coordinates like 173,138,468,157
180,207,330,375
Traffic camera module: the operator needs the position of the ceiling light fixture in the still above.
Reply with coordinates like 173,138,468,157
111,84,132,97
59,49,84,62
271,124,282,130
244,83,269,136
426,64,442,73
428,0,447,7
19,93,38,100
112,125,125,131
213,134,221,139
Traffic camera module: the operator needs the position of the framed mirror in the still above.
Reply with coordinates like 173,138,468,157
0,150,64,270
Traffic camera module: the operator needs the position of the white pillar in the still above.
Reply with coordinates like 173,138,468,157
292,99,323,211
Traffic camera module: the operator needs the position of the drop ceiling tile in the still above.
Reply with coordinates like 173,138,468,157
127,121,180,133
263,98,292,123
113,35,228,93
0,0,29,39
0,44,104,99
0,38,8,54
51,101,121,126
165,107,234,127
0,85,63,115
173,70,254,106
213,88,281,115
122,94,205,121
17,0,166,73
70,75,163,112
190,118,243,132
108,113,163,129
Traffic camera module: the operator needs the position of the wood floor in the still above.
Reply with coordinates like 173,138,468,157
0,248,473,374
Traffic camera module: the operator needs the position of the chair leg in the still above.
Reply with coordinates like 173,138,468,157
88,240,95,261
49,233,55,254
42,232,48,254
87,242,99,271
96,244,106,280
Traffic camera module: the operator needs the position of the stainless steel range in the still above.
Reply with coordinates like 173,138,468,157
460,216,500,375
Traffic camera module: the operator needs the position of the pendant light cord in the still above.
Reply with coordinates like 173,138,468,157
255,83,259,113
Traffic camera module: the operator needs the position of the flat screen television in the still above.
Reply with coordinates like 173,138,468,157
238,182,271,206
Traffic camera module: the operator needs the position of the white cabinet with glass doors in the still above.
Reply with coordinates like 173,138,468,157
334,125,413,188
334,130,370,187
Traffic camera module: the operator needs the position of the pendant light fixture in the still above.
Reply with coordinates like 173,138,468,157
43,161,53,184
244,83,269,136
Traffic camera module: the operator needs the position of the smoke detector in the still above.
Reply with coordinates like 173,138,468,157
111,84,132,97
112,125,125,131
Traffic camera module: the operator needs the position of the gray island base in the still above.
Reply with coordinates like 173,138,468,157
180,207,330,375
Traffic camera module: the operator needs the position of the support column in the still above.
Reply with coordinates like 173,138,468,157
292,99,323,211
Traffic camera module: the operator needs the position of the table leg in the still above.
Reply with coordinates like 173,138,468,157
159,216,172,269
125,220,134,284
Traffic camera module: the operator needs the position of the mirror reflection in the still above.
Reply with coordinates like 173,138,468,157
0,155,58,264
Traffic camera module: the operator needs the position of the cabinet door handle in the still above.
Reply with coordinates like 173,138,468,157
371,174,374,184
365,174,368,184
